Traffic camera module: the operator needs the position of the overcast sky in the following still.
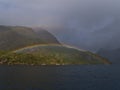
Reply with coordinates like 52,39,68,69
0,0,120,26
0,0,120,51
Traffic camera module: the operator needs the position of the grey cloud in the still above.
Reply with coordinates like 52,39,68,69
0,0,119,26
0,0,120,51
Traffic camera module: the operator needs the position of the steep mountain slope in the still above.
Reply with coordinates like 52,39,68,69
33,28,60,44
0,25,60,50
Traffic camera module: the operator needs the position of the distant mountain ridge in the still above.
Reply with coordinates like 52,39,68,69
97,48,120,64
91,19,120,50
0,25,60,50
49,19,120,52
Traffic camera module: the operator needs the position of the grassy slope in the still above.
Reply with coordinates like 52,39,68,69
0,45,111,65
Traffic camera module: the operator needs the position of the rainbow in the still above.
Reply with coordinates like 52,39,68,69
13,43,86,53
62,44,86,52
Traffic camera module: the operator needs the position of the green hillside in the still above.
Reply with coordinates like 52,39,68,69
0,25,111,65
0,45,111,65
0,25,60,50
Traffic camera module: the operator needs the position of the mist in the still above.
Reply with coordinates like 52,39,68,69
0,0,120,51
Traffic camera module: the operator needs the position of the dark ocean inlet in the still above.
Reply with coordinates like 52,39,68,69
0,65,119,90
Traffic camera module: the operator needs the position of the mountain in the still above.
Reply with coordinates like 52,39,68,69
0,25,111,65
91,19,120,51
0,25,60,50
33,28,60,44
1,45,110,65
97,48,120,64
48,19,120,51
91,19,120,64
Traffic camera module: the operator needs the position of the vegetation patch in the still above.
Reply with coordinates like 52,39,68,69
0,45,111,65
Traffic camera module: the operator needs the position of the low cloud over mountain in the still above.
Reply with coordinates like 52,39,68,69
0,0,120,51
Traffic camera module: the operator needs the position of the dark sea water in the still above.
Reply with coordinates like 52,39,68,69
0,65,120,90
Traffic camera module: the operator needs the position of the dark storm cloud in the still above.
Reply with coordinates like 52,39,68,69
0,0,120,51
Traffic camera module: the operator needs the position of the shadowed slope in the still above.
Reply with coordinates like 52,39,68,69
0,25,60,50
33,28,60,44
97,48,120,64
